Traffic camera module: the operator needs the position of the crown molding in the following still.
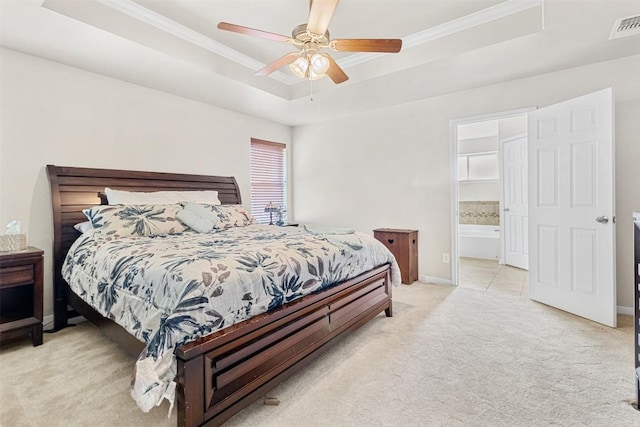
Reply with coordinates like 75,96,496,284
94,0,541,85
95,0,298,85
337,0,542,68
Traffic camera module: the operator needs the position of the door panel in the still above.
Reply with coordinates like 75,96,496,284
528,88,616,327
537,225,559,286
503,136,528,269
570,228,596,294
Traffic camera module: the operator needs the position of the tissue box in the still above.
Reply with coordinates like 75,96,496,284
0,234,27,251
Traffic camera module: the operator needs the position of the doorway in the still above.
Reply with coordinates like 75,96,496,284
451,110,532,296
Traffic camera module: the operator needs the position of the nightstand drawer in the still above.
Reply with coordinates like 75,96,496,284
0,265,34,288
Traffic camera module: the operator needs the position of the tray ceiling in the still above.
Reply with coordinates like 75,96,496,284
1,0,639,125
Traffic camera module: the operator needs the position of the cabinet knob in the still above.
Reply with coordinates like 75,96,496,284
387,239,394,244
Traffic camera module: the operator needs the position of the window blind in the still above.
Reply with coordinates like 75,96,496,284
250,138,287,224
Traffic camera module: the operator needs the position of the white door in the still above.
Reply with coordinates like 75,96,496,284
503,136,529,270
528,88,616,327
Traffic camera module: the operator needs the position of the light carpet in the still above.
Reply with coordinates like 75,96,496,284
1,283,638,426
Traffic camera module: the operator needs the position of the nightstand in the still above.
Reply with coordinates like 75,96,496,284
0,247,44,346
373,229,418,285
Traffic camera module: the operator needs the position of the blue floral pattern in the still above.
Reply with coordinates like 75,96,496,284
62,224,400,412
83,204,189,239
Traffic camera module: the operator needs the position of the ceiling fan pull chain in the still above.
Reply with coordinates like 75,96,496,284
310,79,314,102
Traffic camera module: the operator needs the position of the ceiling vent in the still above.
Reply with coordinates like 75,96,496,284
609,14,640,40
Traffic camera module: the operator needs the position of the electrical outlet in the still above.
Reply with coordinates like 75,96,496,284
442,253,450,264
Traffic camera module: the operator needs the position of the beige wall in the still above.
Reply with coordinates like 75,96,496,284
2,47,637,319
292,54,640,309
458,182,501,202
0,48,292,321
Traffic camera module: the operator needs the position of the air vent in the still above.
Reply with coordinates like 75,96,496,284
609,14,640,40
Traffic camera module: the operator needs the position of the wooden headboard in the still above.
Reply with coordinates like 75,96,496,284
46,164,242,330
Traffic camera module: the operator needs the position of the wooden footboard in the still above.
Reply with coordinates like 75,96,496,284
176,264,392,427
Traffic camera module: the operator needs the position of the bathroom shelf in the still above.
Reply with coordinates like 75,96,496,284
458,151,499,182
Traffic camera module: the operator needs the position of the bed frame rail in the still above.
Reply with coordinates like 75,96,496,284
177,265,392,427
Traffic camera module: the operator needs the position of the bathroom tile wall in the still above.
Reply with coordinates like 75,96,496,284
459,201,500,225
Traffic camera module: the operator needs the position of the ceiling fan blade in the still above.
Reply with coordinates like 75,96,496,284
217,22,291,43
330,39,403,53
255,52,300,76
307,0,339,35
325,55,349,84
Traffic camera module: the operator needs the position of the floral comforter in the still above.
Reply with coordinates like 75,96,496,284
62,224,400,412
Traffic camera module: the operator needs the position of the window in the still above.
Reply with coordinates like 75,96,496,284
250,138,287,224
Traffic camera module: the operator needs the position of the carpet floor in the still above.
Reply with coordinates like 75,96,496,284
1,283,638,426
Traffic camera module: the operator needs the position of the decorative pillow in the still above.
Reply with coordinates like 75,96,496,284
176,203,218,234
211,204,256,229
105,188,221,205
83,204,189,238
176,203,255,233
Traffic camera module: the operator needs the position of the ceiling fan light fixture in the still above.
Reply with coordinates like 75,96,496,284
218,0,402,85
309,69,327,81
310,53,330,75
289,56,309,78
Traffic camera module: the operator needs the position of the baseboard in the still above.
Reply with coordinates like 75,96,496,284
617,305,634,315
43,314,54,329
418,275,453,286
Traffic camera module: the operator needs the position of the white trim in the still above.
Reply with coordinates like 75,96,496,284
338,0,541,68
403,0,541,49
96,0,541,84
95,0,298,85
450,121,460,286
419,275,453,286
43,314,54,329
617,305,633,315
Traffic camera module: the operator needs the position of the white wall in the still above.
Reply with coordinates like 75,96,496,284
458,135,500,202
458,182,501,202
0,48,291,321
292,54,640,309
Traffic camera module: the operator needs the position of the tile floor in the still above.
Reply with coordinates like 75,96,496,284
458,257,529,297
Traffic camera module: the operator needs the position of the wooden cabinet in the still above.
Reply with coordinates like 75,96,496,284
0,247,44,346
373,229,418,284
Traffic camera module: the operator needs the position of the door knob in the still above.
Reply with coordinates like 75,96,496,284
503,208,510,212
595,216,609,224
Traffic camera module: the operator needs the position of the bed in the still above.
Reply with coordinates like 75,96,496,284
47,165,398,427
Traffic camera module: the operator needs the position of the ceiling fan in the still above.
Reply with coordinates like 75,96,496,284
217,0,402,84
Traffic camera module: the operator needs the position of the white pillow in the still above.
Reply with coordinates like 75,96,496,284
176,205,218,234
175,203,256,233
105,188,220,205
73,221,93,233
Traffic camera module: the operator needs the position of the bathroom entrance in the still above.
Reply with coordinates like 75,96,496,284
451,111,530,295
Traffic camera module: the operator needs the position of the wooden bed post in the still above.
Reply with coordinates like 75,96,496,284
385,268,393,317
46,165,70,331
177,358,204,427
